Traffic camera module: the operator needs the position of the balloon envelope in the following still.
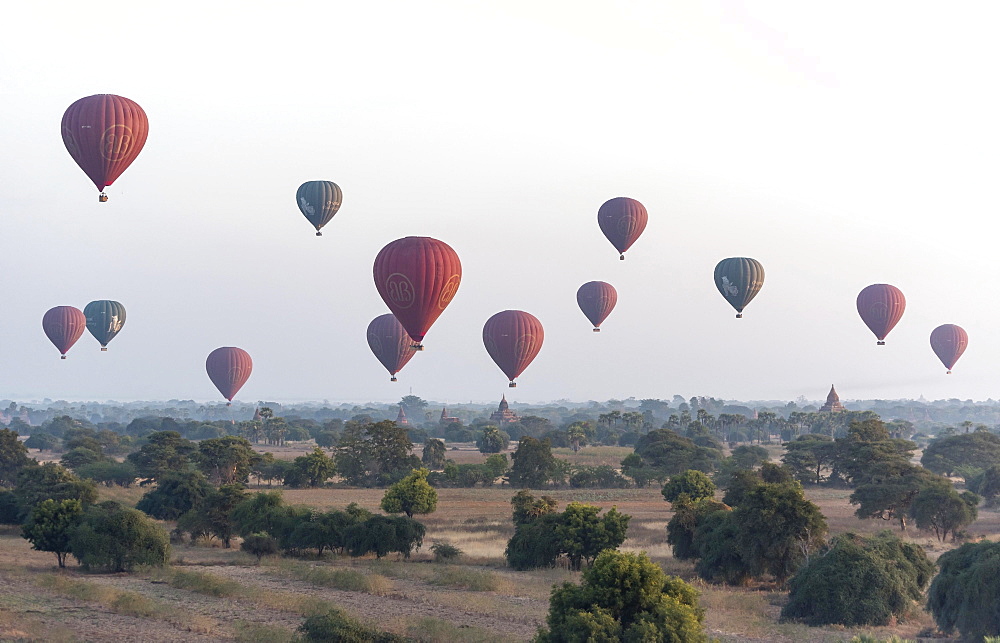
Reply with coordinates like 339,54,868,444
367,314,418,381
714,257,765,318
576,281,618,331
206,347,253,402
84,300,126,350
483,310,544,386
373,237,462,346
296,181,342,235
598,197,647,259
42,306,87,358
61,94,148,195
857,284,906,344
930,324,968,373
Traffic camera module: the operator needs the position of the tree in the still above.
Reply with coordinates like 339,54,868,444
781,531,934,626
70,501,170,572
508,437,558,488
476,426,508,454
135,471,212,520
286,447,336,488
344,515,425,559
126,431,196,482
196,436,259,485
176,484,246,547
74,460,138,487
23,433,60,451
850,464,937,531
662,470,716,504
666,497,729,560
381,468,437,518
12,463,98,522
335,420,420,487
927,540,1000,640
241,532,278,563
231,491,287,538
511,489,557,525
909,481,979,541
555,502,630,571
629,428,722,478
421,438,446,469
400,395,428,411
535,550,708,642
0,428,32,486
565,421,595,453
60,447,104,471
968,463,1000,506
921,431,1000,476
782,434,837,485
21,498,84,568
505,499,630,571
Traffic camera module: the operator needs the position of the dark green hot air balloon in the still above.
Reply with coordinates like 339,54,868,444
714,258,764,318
296,181,343,236
84,300,126,350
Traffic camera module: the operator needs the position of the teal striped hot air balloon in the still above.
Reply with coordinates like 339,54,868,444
714,258,765,318
296,181,343,236
84,300,126,350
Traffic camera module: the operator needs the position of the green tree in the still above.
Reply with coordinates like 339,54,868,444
662,470,716,505
630,428,722,478
176,484,246,547
23,433,60,451
555,502,631,571
335,420,420,487
927,540,1000,640
782,434,837,485
922,431,1000,476
60,446,104,471
344,515,425,559
781,531,934,626
505,500,630,571
21,498,84,568
135,471,212,520
231,491,287,538
909,481,979,541
12,463,98,522
508,437,558,488
0,428,32,486
968,463,1000,506
565,421,595,453
70,501,170,572
286,447,336,488
421,438,446,469
240,532,278,563
74,460,138,487
381,468,438,518
850,465,938,531
126,431,196,482
196,436,259,485
666,497,730,560
535,550,708,642
476,426,508,454
511,489,557,525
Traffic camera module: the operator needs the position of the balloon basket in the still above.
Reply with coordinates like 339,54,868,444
946,370,952,375
736,313,743,319
508,382,517,388
619,254,625,261
877,341,885,346
60,355,66,360
226,402,232,407
100,347,108,352
316,231,322,237
390,376,398,382
98,193,108,202
593,328,601,332
412,344,424,351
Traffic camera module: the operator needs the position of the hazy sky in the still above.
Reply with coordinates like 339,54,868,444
2,1,999,405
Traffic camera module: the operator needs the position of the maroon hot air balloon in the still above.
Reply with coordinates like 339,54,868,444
577,281,618,332
206,347,253,406
483,310,544,387
857,284,906,345
42,306,87,359
367,313,418,381
930,324,968,374
373,237,462,350
598,197,648,260
62,94,149,201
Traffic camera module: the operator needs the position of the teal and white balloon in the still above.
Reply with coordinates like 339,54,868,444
84,300,126,351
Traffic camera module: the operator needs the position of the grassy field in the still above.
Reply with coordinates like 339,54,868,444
1,445,984,641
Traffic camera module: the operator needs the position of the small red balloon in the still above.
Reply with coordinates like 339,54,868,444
42,306,87,359
367,314,418,381
930,324,968,374
598,197,647,260
577,281,618,331
206,347,253,403
857,284,905,345
483,310,544,387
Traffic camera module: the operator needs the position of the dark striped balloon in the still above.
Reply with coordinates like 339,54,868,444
206,347,253,405
61,94,149,200
598,197,648,260
857,284,906,345
714,257,765,318
930,324,968,374
84,300,126,350
296,181,343,236
367,314,417,381
576,281,618,331
42,306,87,359
483,310,544,387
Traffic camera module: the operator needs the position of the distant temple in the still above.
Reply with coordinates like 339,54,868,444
252,407,262,422
489,395,519,425
439,407,460,425
819,385,846,413
395,405,410,426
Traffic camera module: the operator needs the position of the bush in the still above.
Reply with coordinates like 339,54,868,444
927,540,1000,639
666,497,729,560
69,501,170,572
781,531,934,626
568,466,630,489
344,515,425,559
662,470,716,504
298,608,406,642
430,541,462,562
241,532,279,562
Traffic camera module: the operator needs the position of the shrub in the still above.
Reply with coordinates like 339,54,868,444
344,515,425,559
666,497,729,560
241,532,279,563
927,540,1000,639
69,501,170,572
430,541,462,562
662,470,716,504
298,608,406,642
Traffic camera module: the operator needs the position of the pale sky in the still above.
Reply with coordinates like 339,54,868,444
1,1,998,405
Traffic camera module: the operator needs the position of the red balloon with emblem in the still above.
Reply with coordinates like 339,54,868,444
42,306,87,359
206,347,253,405
61,94,149,201
367,313,418,381
373,237,462,349
598,197,648,260
577,281,618,331
483,310,544,387
930,324,968,374
856,284,906,345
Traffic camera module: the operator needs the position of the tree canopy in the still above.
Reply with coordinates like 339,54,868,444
927,540,1000,640
381,468,438,518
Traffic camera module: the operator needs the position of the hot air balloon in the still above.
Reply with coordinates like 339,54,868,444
714,258,765,318
857,284,906,345
367,313,418,381
61,94,149,202
296,181,342,236
206,347,253,406
930,324,968,374
598,197,647,260
483,310,544,387
42,306,87,359
577,281,617,331
373,237,462,350
84,300,126,351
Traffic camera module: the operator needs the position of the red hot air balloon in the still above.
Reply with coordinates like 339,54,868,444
930,324,968,374
598,197,648,260
857,284,906,345
483,310,544,387
62,95,149,202
367,313,418,381
206,347,253,406
42,306,87,359
577,281,618,332
373,237,462,350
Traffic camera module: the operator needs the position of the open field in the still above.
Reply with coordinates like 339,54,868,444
2,445,989,641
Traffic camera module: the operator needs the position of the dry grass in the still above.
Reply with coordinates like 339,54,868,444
265,558,394,596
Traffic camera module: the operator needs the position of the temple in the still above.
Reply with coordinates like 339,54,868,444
395,405,410,426
819,385,846,413
439,407,460,425
489,395,519,425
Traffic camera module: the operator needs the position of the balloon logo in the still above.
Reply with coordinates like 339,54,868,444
857,284,906,345
438,275,461,309
384,273,416,309
930,324,968,374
